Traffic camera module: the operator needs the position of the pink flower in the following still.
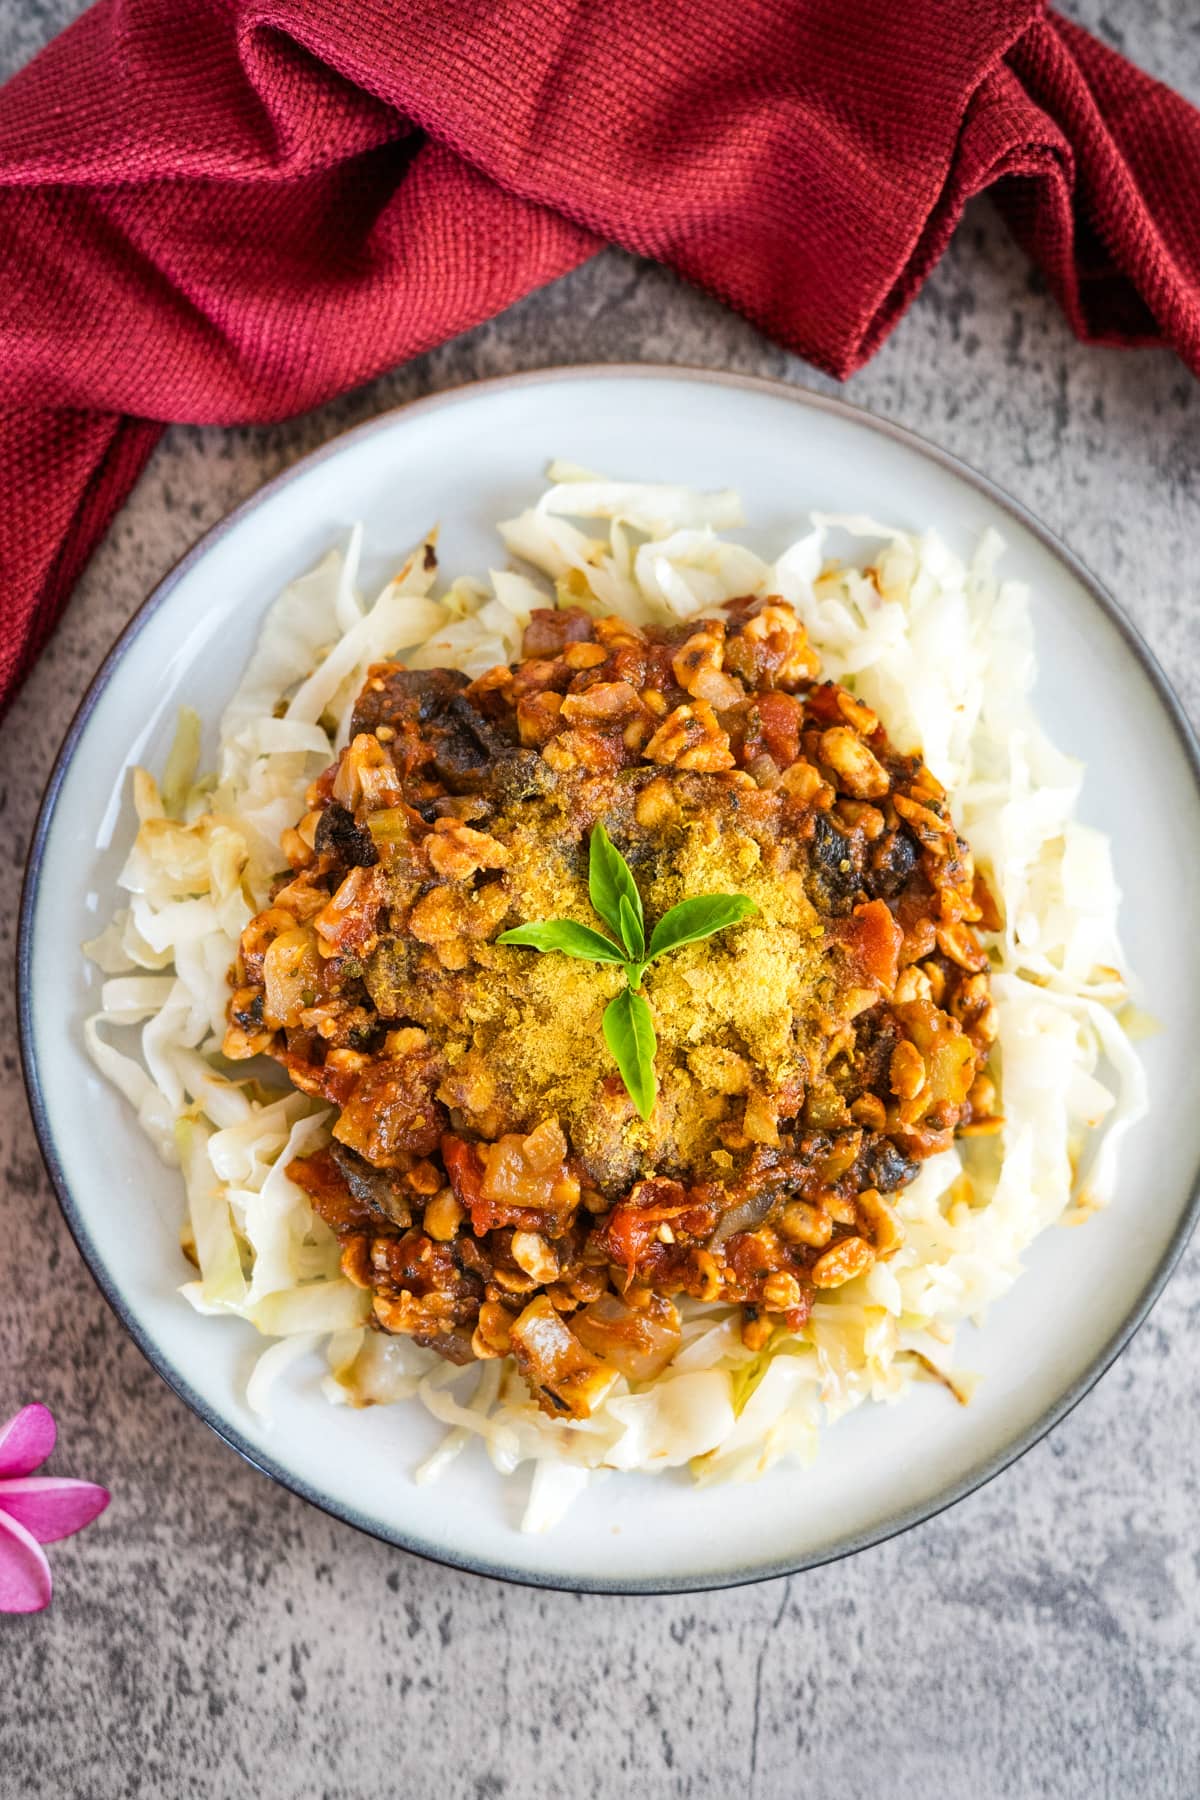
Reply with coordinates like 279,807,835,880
0,1404,109,1613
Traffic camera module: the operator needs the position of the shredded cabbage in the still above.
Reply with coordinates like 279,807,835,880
84,468,1147,1528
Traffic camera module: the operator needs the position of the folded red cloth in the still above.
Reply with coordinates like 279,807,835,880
2,1,1198,712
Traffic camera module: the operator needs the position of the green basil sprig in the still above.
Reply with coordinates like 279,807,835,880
497,823,757,1120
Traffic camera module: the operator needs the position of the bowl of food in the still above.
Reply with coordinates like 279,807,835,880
19,366,1200,1591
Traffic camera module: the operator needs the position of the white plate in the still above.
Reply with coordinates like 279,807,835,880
19,367,1200,1592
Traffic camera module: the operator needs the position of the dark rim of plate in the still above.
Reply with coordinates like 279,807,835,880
17,364,1200,1596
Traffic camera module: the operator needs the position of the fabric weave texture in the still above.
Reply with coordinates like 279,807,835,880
1,0,1198,709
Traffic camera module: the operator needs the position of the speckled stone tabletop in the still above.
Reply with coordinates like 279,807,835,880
2,4,1199,1796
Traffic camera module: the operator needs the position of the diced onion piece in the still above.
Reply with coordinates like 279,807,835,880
573,1293,682,1382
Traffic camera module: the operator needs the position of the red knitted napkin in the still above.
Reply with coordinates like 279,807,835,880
2,0,1198,712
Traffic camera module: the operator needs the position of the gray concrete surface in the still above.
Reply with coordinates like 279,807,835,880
2,4,1199,1797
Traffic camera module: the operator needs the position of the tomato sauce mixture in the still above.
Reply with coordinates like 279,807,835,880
224,596,998,1418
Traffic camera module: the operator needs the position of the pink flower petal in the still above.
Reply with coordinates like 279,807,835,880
0,1508,53,1613
0,1404,56,1478
0,1477,110,1545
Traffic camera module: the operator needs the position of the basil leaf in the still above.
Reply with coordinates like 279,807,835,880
589,823,644,956
618,893,645,961
497,920,626,963
647,893,759,960
602,985,658,1121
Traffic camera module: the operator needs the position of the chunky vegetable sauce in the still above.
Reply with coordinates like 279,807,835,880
225,596,998,1418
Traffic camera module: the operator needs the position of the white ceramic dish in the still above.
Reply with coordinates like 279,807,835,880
20,367,1200,1593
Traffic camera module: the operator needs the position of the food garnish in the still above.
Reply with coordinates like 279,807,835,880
499,823,757,1119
